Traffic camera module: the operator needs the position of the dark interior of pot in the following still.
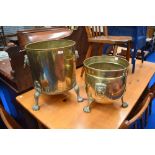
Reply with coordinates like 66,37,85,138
25,39,75,51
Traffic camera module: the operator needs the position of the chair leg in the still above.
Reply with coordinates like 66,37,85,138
132,60,136,73
132,47,137,73
140,117,144,129
81,44,93,77
141,50,145,63
126,41,131,61
133,122,138,129
98,44,103,55
80,67,85,78
149,101,152,115
145,107,149,127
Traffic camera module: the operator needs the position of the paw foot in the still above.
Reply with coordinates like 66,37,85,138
122,102,128,108
77,96,84,102
83,106,91,113
32,105,40,111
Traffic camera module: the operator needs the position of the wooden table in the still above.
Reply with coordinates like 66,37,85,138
16,60,155,129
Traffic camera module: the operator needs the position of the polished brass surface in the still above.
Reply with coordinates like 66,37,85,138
25,39,77,94
83,55,129,112
25,39,83,110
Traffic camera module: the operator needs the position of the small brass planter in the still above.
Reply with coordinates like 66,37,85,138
25,39,83,111
83,55,129,113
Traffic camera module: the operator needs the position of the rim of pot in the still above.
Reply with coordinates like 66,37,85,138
83,55,129,72
25,39,76,51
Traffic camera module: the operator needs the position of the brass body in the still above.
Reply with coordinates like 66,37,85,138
26,39,77,94
25,39,83,111
83,56,129,112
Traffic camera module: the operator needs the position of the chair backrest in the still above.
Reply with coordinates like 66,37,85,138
120,92,153,129
85,26,108,38
0,104,21,129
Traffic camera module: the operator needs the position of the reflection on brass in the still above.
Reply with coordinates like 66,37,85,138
25,39,83,110
83,55,129,112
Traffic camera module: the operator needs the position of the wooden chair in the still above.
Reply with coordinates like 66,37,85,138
139,81,155,122
80,26,132,77
83,26,109,60
0,104,22,129
147,82,155,115
120,92,153,129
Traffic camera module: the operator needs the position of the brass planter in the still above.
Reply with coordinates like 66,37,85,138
25,39,83,111
83,55,129,113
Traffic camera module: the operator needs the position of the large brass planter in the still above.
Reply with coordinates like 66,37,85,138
83,55,129,113
25,39,83,111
